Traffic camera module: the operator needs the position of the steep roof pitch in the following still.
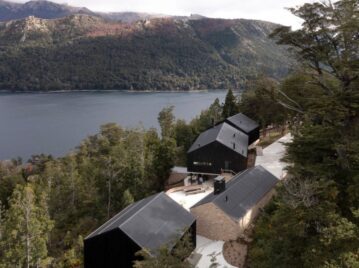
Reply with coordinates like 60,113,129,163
192,166,278,220
225,113,259,134
187,122,249,157
86,192,195,253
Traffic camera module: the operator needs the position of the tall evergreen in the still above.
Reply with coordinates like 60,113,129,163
249,1,359,267
222,89,239,118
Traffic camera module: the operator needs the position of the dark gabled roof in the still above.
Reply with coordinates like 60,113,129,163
86,192,195,253
225,113,259,134
187,122,248,157
191,166,278,220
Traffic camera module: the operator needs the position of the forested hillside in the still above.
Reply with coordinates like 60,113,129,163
0,14,293,91
1,0,357,267
0,0,94,21
0,0,172,22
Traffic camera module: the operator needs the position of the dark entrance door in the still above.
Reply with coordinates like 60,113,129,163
224,161,230,170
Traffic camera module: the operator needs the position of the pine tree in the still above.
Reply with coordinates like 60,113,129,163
222,89,239,118
208,98,223,124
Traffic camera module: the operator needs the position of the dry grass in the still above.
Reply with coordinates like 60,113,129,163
223,239,247,267
223,228,254,267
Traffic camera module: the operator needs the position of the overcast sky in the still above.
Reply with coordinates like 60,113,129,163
14,0,315,28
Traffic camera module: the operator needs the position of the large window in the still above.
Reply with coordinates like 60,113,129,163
193,161,212,166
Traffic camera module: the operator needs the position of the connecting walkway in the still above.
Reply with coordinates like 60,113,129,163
255,133,292,179
189,235,236,268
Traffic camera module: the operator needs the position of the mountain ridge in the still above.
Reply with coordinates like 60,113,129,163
0,0,180,22
0,2,295,91
0,0,96,21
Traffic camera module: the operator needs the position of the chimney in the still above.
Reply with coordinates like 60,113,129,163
214,176,226,195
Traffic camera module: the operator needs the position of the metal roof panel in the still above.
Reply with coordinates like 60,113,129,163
191,166,278,220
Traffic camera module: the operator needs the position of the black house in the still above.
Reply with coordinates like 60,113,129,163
224,113,260,145
84,192,196,268
187,123,248,174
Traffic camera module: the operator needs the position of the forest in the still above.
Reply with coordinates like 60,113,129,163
0,0,358,267
247,0,359,267
0,16,292,91
0,87,246,266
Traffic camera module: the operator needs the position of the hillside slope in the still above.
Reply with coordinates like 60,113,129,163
0,0,173,22
0,15,294,91
0,0,94,21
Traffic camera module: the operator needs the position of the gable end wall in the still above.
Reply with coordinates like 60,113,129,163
190,203,239,241
190,189,276,241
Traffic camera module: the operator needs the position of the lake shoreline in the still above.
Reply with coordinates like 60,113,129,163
0,89,237,94
0,90,228,160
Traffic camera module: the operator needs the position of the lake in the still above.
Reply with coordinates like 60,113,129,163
0,91,227,160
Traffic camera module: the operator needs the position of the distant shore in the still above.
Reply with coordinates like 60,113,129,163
0,89,236,94
0,90,229,160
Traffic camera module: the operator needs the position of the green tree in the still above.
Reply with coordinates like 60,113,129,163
122,189,134,208
208,98,223,124
0,184,53,268
54,235,83,268
222,89,239,118
249,1,359,267
239,77,287,127
152,137,176,191
158,106,175,138
271,0,358,92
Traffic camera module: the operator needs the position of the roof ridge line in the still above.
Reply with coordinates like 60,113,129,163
215,123,249,156
213,166,277,221
211,167,254,203
120,192,163,228
228,167,279,218
86,193,160,239
85,201,139,239
215,123,224,144
120,193,194,254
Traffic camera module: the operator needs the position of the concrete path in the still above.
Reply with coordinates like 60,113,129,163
255,133,292,179
167,188,213,211
193,235,236,268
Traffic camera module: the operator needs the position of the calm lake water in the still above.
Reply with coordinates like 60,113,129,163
0,91,227,160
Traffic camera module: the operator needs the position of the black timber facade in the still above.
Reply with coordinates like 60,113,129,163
187,141,248,174
187,123,248,174
224,113,260,145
